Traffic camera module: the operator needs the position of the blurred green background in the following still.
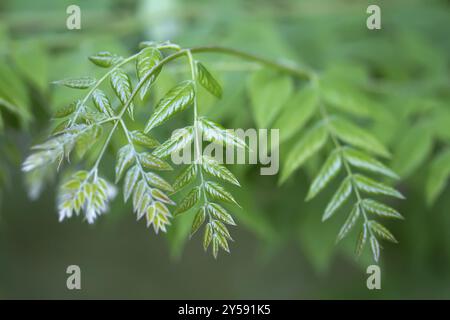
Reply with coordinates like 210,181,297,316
1,0,450,299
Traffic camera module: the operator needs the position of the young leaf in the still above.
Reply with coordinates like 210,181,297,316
151,201,172,234
144,172,174,193
54,103,76,118
201,156,240,186
110,68,134,119
191,206,206,236
152,127,194,158
322,177,352,221
196,62,222,98
355,223,368,257
132,180,150,218
123,165,140,201
368,220,398,243
203,223,213,250
353,174,404,199
207,203,236,225
115,145,135,183
280,123,328,184
175,186,201,215
144,81,195,133
52,77,96,89
92,89,115,117
330,117,390,158
136,47,162,99
306,149,342,201
361,199,403,219
212,220,232,241
343,148,398,179
130,130,160,148
215,233,230,254
139,152,172,171
89,51,119,68
198,118,247,149
173,164,197,191
336,205,360,242
212,236,219,258
370,235,380,262
204,181,238,206
152,188,175,205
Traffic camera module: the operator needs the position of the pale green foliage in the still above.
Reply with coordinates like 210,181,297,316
58,170,116,224
166,53,243,258
21,41,243,258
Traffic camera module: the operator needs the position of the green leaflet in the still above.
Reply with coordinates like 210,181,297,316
115,145,135,183
306,149,342,201
343,148,398,179
150,202,172,234
57,171,116,224
132,180,150,218
196,62,223,98
204,181,239,206
280,123,328,184
425,148,450,205
144,172,174,193
322,176,352,221
53,77,96,89
203,223,213,251
361,199,403,219
144,81,195,133
110,68,134,119
336,205,360,242
89,51,119,68
123,165,140,201
92,89,115,117
201,156,240,186
212,236,219,258
54,103,76,118
207,203,236,225
392,124,433,178
191,206,206,236
370,235,380,262
353,174,404,199
152,188,175,205
139,152,172,171
330,117,390,158
175,186,201,215
273,84,319,143
152,126,194,158
173,164,198,191
355,223,368,257
198,118,247,149
368,220,398,243
130,130,160,148
139,40,180,51
136,47,162,100
213,220,233,241
248,68,293,128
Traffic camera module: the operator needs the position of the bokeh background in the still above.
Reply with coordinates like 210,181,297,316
1,0,450,299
